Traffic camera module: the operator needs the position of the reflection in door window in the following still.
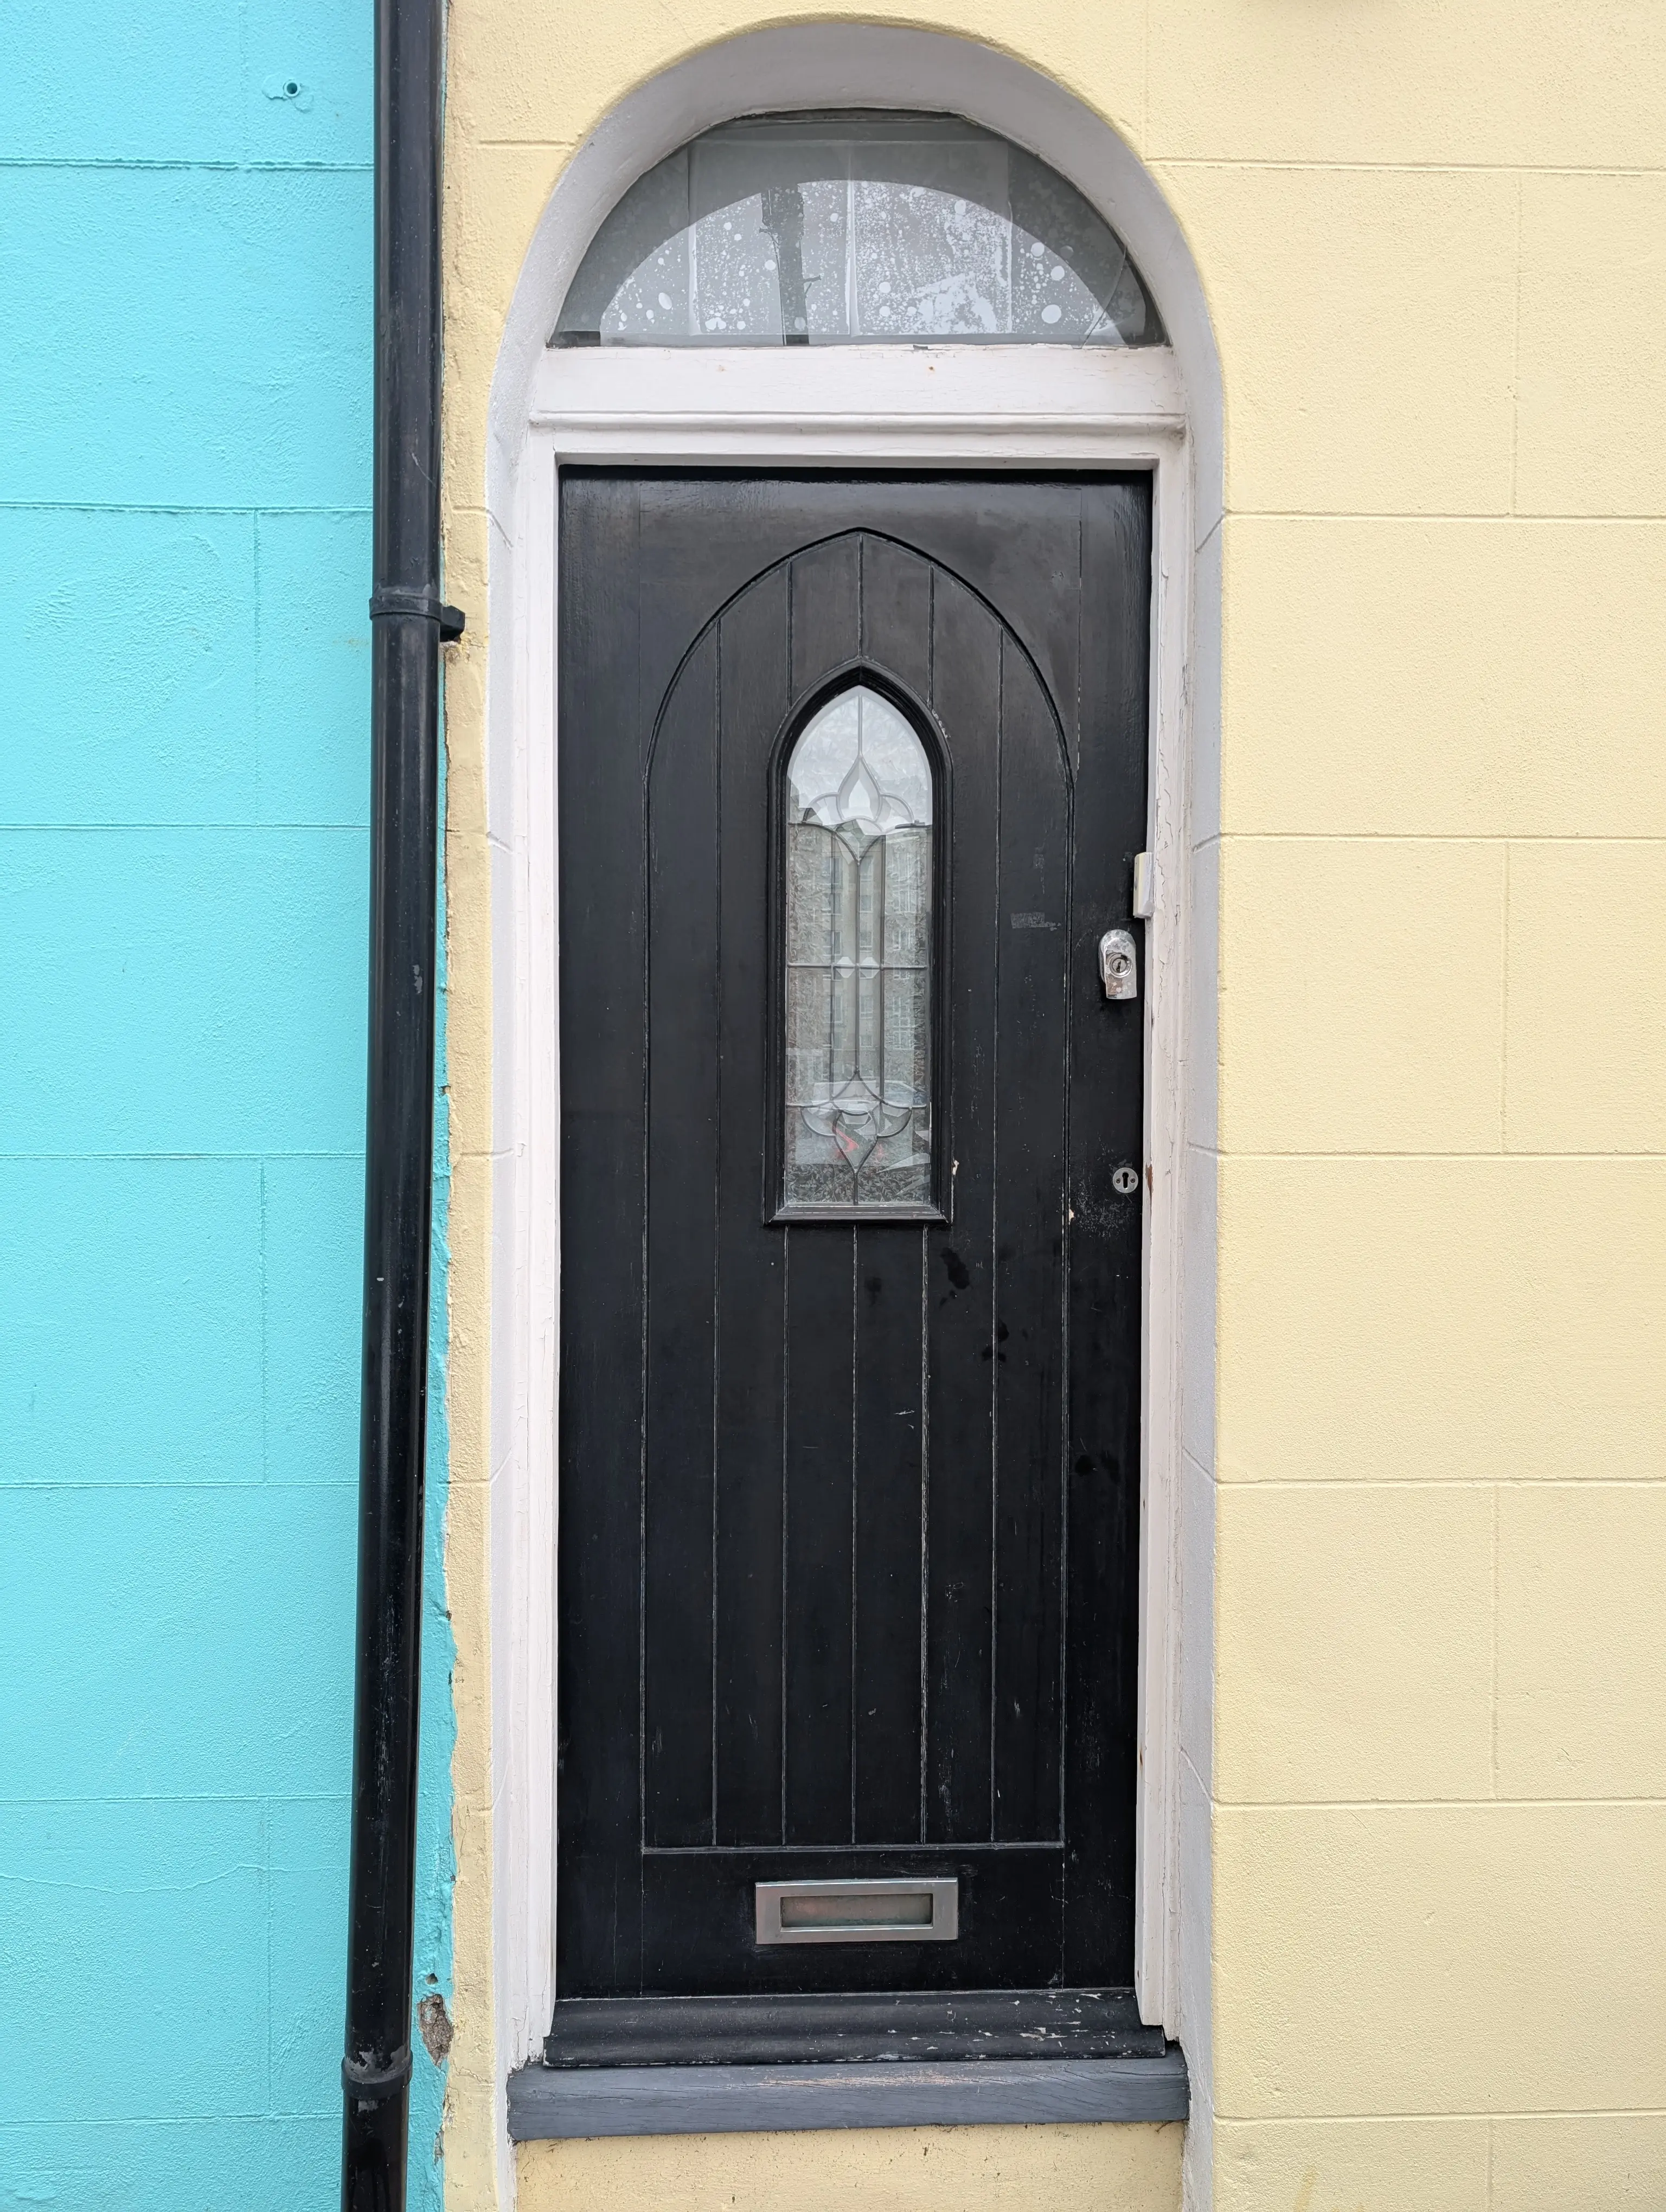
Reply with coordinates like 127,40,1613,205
554,111,1163,348
784,686,934,1212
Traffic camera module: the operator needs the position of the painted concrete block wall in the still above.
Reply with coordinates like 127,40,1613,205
435,4,1666,2209
1150,14,1666,2198
1,6,453,2205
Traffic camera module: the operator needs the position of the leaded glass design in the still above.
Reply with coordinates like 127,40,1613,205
784,687,935,1212
554,111,1162,348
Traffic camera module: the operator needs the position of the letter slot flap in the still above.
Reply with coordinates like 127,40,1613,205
754,1877,959,1945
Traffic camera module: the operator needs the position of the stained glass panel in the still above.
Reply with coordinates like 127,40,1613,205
783,687,935,1212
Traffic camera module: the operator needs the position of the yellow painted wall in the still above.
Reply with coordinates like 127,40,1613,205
518,2123,1183,2210
438,4,1666,2206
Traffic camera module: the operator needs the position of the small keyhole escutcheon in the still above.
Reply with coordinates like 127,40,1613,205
1098,927,1137,1001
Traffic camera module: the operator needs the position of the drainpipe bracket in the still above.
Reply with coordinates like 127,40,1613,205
369,589,467,642
343,2045,415,2102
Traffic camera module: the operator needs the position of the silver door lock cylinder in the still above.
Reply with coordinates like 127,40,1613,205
1099,928,1137,1001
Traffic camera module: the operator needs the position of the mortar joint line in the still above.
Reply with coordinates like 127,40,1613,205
1486,2114,1497,2212
1510,174,1525,517
1489,1484,1502,1799
1499,840,1512,1154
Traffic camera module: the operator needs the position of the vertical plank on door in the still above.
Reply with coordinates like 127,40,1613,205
851,1223,926,1842
850,537,934,1844
924,570,998,1845
783,537,861,1844
991,639,1070,1845
1062,480,1151,1983
714,570,791,1846
556,474,649,1991
643,629,721,1847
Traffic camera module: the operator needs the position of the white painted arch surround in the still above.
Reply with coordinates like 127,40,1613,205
480,24,1221,2189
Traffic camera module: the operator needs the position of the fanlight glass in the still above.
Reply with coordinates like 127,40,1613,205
784,687,935,1213
555,111,1162,348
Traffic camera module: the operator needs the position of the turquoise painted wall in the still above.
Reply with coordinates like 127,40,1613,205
0,5,454,2204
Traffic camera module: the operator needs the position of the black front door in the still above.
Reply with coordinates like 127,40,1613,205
557,472,1150,2014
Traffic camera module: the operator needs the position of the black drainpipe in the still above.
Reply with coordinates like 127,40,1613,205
342,0,462,2202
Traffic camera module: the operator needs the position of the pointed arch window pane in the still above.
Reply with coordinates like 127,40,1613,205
555,112,1163,348
784,687,935,1212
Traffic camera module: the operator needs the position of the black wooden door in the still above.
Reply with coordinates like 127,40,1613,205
558,473,1150,2008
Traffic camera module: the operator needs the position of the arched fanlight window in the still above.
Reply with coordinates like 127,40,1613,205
555,111,1163,348
782,685,937,1214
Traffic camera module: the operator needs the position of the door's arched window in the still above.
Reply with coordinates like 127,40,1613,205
782,685,936,1214
555,111,1162,348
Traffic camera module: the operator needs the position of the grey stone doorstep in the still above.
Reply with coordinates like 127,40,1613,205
507,2052,1190,2140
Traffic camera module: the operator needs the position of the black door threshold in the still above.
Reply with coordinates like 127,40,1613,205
543,1987,1165,2068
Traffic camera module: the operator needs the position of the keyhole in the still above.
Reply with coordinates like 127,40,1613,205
1112,1165,1139,1195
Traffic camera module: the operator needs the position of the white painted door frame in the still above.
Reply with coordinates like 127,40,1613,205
497,334,1193,2027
